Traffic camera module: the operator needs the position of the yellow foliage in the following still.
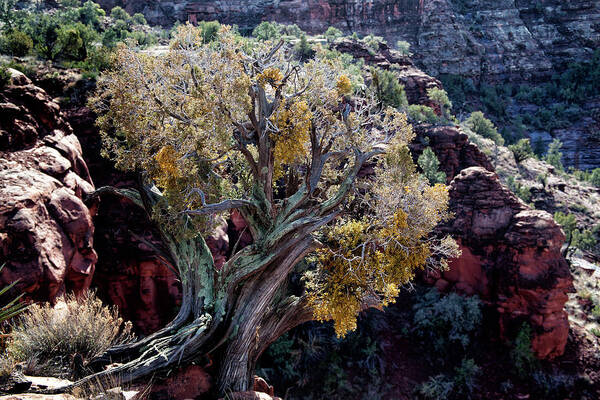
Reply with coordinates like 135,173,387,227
307,208,433,337
271,99,313,179
336,74,352,95
257,67,283,88
153,145,181,187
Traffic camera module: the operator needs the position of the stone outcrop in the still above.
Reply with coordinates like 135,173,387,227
0,70,97,303
432,167,573,358
97,0,599,80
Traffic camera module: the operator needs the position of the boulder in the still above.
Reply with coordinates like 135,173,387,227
0,72,96,303
436,167,573,358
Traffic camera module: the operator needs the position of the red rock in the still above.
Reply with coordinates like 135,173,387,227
149,364,212,400
253,376,274,396
0,70,97,303
437,167,573,359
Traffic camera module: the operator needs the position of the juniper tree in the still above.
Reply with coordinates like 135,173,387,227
79,25,459,393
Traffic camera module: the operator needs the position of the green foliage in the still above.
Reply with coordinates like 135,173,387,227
591,168,600,187
7,292,133,378
418,375,454,400
438,74,476,111
572,229,597,251
554,212,577,241
252,21,282,41
370,67,408,108
54,22,97,61
131,12,146,25
0,29,33,56
418,147,446,185
509,138,534,162
362,34,385,54
427,87,452,119
506,176,532,203
544,138,564,172
510,323,537,378
257,317,389,400
465,111,504,145
324,26,343,43
0,64,10,88
407,104,439,124
396,40,411,56
418,358,480,400
0,264,29,325
295,34,315,61
78,0,104,28
197,20,221,43
412,289,482,357
110,6,130,21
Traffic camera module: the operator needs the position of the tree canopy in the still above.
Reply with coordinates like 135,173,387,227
89,24,459,391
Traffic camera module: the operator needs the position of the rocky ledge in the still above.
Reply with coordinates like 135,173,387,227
0,70,96,302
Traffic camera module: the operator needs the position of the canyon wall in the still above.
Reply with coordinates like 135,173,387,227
98,0,600,81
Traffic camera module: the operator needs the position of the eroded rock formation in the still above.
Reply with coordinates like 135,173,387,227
0,70,96,302
434,167,573,358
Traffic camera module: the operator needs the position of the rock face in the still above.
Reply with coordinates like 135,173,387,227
98,0,599,80
434,167,573,358
0,70,96,302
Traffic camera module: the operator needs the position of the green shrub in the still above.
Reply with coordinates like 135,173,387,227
0,64,10,88
0,29,33,56
505,176,532,203
509,138,534,162
396,40,411,56
510,323,537,378
418,374,454,400
412,289,482,356
131,12,146,25
417,359,480,400
110,6,130,22
54,22,97,61
572,229,597,251
252,21,282,41
324,26,343,42
370,67,408,108
589,168,600,187
544,138,564,172
295,34,315,61
418,147,446,185
465,111,504,145
362,34,385,54
78,0,105,28
7,292,133,378
427,87,452,120
197,20,221,43
407,105,439,124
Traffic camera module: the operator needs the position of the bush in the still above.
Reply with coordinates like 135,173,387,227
427,87,452,120
131,12,147,25
465,111,504,145
589,168,600,187
412,289,482,357
110,6,130,22
54,22,97,61
418,147,446,185
252,21,281,41
407,105,439,124
197,20,221,43
510,323,537,378
506,176,532,203
324,26,343,42
0,29,33,56
370,67,408,108
295,34,315,61
417,359,480,400
544,138,564,172
396,40,411,56
0,65,10,88
7,292,133,378
362,34,385,54
572,229,597,251
509,138,534,162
